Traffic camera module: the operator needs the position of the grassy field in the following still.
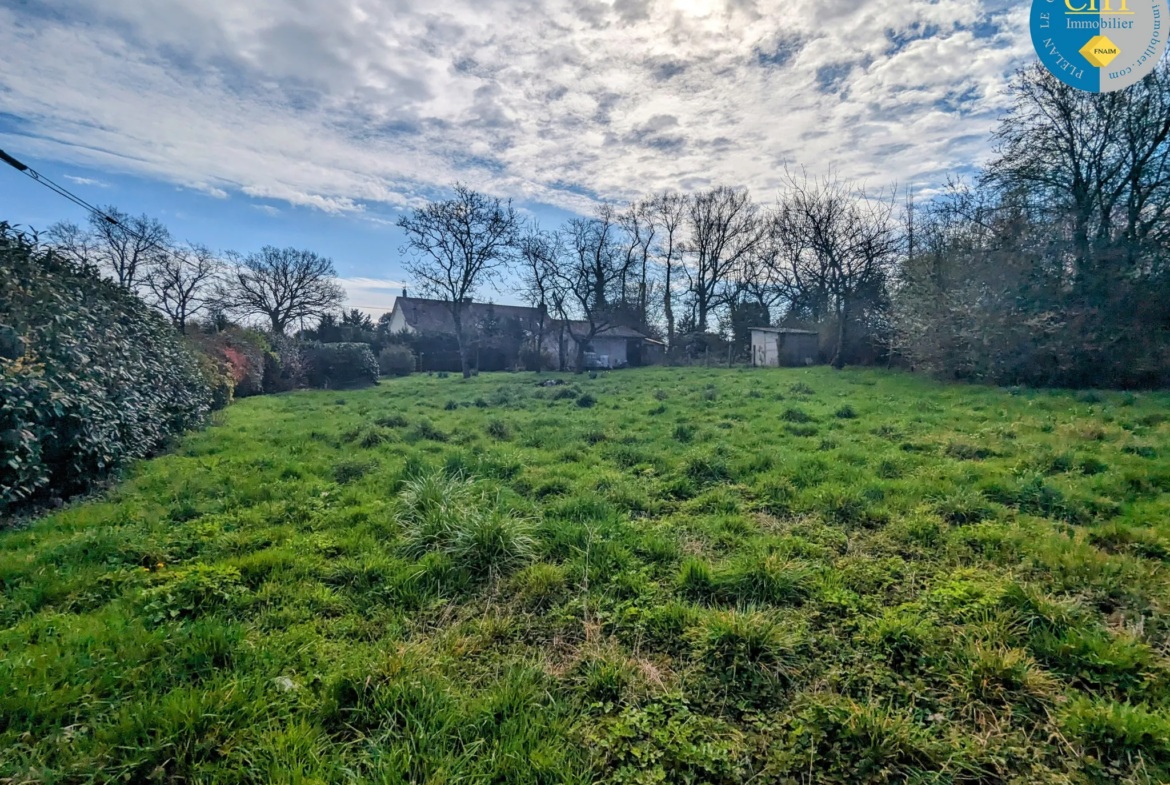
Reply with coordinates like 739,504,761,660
3,367,1170,784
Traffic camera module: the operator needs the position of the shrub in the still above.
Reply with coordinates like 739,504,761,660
834,404,857,419
188,327,273,398
576,393,597,408
585,700,747,784
0,225,211,513
377,344,415,377
302,342,379,388
673,423,696,443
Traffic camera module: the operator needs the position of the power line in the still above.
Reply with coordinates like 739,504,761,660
0,146,212,277
1,148,120,227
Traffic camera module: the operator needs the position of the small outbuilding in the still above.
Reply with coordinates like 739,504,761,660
750,327,820,367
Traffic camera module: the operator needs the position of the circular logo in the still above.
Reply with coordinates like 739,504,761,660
1030,0,1169,92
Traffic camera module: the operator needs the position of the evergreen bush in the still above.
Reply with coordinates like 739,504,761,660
0,223,211,513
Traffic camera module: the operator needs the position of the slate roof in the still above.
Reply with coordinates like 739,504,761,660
395,297,650,340
394,297,547,333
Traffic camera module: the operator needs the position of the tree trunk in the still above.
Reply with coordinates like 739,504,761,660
664,262,674,353
557,324,566,372
453,313,472,379
831,301,847,370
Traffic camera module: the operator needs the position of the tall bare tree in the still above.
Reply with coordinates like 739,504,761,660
619,198,658,331
517,223,562,371
652,191,688,351
45,208,170,290
684,186,764,333
145,243,222,331
988,62,1170,295
225,246,345,334
397,184,519,378
776,172,899,368
90,207,171,290
553,209,625,371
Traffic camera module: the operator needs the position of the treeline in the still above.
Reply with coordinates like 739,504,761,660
398,62,1170,388
896,63,1170,388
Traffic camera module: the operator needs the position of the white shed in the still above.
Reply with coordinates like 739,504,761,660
751,327,820,367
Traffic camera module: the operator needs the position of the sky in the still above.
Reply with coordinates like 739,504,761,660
0,0,1035,315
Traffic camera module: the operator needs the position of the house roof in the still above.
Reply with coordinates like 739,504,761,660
564,321,650,340
394,297,546,333
393,297,651,341
750,327,819,335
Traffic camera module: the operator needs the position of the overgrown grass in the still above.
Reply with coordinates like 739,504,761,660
3,367,1170,783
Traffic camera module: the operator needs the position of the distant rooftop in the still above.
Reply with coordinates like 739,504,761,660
750,327,818,335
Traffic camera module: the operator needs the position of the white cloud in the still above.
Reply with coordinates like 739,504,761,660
338,276,409,316
0,1,1035,214
63,174,108,187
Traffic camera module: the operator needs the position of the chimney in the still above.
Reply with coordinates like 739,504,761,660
402,288,408,299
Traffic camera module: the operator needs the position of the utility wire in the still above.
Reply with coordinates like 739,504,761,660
1,148,120,226
0,147,199,267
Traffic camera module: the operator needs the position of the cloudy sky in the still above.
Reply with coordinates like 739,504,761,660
0,0,1034,313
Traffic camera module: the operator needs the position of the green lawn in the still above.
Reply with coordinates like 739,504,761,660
4,367,1170,784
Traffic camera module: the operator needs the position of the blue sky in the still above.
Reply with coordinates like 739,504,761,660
0,0,1034,314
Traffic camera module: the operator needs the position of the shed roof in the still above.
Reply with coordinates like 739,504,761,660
750,327,819,336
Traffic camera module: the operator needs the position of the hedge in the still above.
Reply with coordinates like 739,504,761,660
0,223,212,514
302,342,379,388
378,344,415,377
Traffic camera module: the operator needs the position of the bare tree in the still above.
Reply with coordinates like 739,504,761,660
652,191,688,351
517,224,562,371
44,209,170,290
553,209,625,371
776,171,899,368
734,209,786,313
44,221,96,268
618,198,658,331
397,184,519,378
145,243,222,331
89,207,171,290
684,186,764,334
225,246,345,334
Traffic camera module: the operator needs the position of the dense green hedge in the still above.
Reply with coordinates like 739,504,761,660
303,342,379,388
0,223,212,514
